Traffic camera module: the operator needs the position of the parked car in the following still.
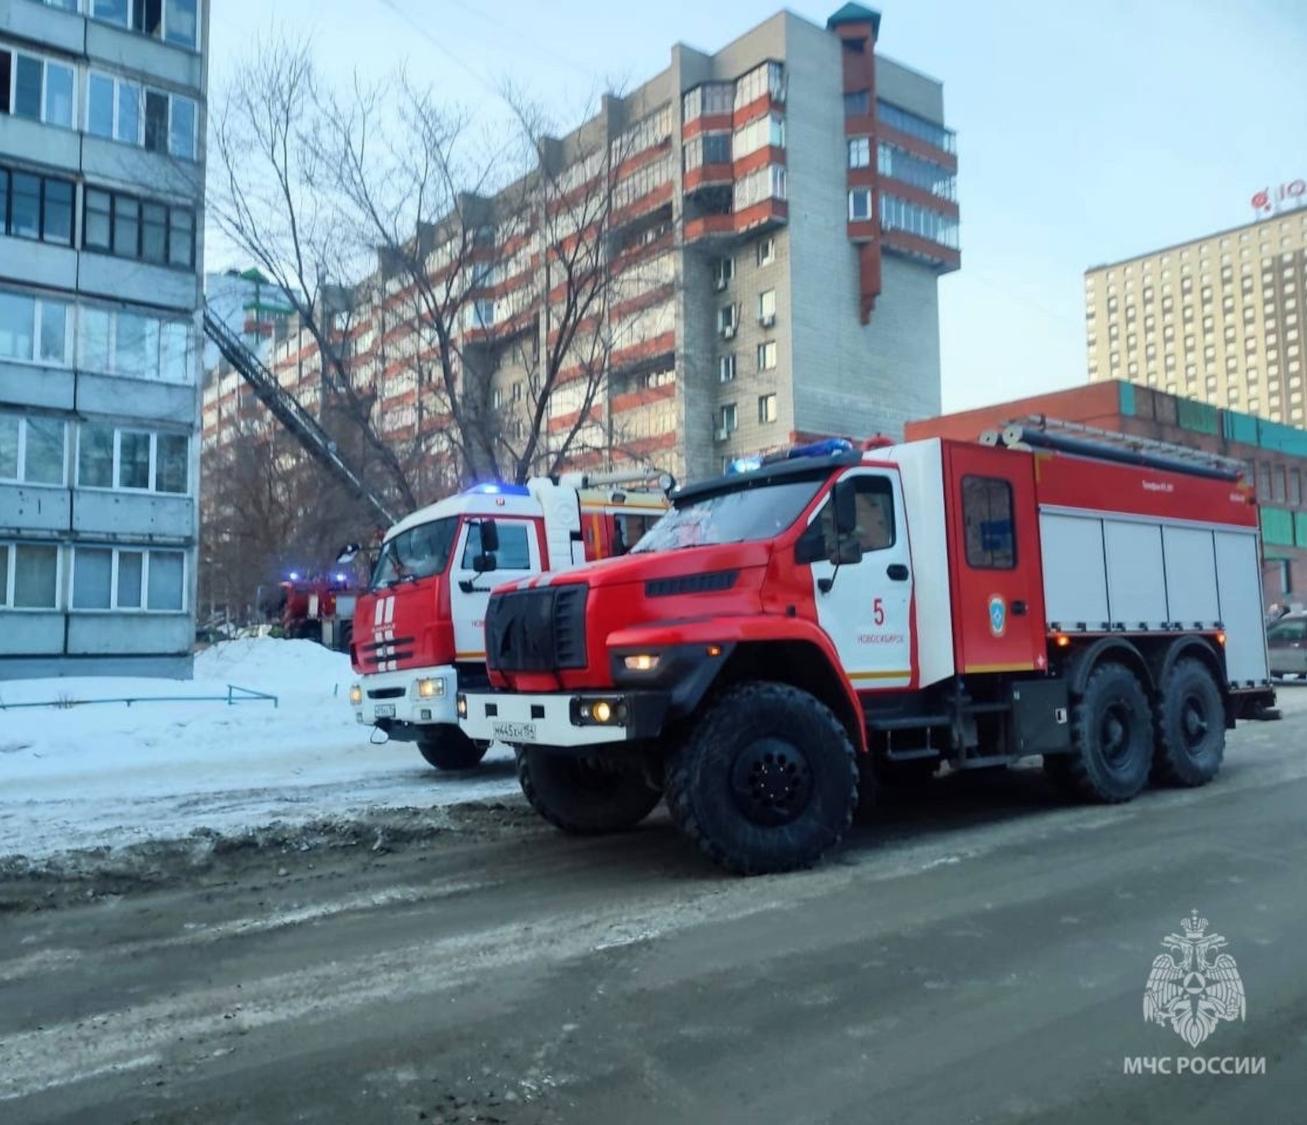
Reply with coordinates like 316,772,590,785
1268,612,1307,678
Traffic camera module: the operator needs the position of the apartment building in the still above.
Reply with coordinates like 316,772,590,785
1,0,207,678
203,3,958,490
1085,209,1307,429
906,380,1307,608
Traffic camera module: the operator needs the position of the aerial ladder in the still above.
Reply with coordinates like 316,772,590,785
201,304,398,526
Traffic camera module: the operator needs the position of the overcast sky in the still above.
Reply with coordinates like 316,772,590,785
208,0,1307,413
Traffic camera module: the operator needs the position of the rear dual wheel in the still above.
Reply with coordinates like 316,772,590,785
517,748,662,835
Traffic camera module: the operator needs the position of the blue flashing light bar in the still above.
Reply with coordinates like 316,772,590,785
466,481,531,497
727,439,854,474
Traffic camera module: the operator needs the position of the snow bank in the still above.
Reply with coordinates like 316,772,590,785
0,638,518,860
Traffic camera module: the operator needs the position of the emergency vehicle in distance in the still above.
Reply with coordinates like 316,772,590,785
349,471,670,770
458,427,1277,874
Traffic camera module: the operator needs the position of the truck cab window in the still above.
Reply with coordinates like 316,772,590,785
962,475,1015,569
462,521,531,570
818,475,895,554
371,517,457,587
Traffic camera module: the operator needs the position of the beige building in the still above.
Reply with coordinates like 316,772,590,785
1085,210,1307,428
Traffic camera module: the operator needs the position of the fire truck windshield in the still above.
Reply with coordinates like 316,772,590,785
632,478,825,553
371,517,458,588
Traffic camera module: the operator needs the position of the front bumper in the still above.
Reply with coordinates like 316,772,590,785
458,689,670,749
353,665,459,729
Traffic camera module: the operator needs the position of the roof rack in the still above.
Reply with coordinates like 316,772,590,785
981,415,1246,483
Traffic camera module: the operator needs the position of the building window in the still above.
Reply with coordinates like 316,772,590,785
0,289,71,366
757,289,776,322
848,137,871,168
756,237,775,267
734,61,784,110
848,188,872,222
756,340,777,371
0,167,75,245
718,403,737,436
78,305,194,382
758,393,777,423
71,546,185,612
683,132,731,171
713,256,734,289
90,0,200,50
0,542,60,609
682,82,733,123
876,99,955,153
879,193,959,249
76,424,189,494
733,164,786,211
719,354,735,383
733,112,784,160
86,72,198,159
961,475,1016,569
843,89,870,117
876,142,956,201
83,187,196,268
0,413,66,485
718,304,737,334
0,47,75,128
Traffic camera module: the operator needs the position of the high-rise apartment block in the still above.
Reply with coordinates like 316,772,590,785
202,4,958,489
1,0,207,678
1085,210,1307,429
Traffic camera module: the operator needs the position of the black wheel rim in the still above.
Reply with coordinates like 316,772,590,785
1179,691,1211,755
729,737,813,827
1098,699,1135,768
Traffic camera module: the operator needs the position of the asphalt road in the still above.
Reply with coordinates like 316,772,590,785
4,689,1305,1124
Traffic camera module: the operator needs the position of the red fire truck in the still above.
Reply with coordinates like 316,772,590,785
349,471,669,770
457,430,1276,874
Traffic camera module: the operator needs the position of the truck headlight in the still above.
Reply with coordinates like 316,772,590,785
622,653,660,672
417,677,445,699
349,684,363,705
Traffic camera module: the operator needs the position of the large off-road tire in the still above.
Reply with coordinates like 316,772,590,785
517,749,662,835
1152,658,1225,787
1058,661,1153,803
417,727,488,771
664,682,858,875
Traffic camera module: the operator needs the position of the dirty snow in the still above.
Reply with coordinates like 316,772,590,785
0,638,518,860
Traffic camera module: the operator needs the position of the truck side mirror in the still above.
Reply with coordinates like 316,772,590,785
472,519,499,574
832,478,858,537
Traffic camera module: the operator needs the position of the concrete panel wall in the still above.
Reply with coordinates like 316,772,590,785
72,490,194,540
0,361,75,412
0,0,84,54
66,612,192,655
0,613,64,656
78,254,198,311
0,116,80,174
0,237,78,291
877,57,946,119
78,373,195,426
0,484,71,534
81,138,203,199
85,21,203,90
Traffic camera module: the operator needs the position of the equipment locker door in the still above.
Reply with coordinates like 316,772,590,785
449,519,542,661
944,445,1047,676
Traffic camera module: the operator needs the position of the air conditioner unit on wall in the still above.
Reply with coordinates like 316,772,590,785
715,427,731,441
722,324,736,339
759,313,775,328
714,277,728,292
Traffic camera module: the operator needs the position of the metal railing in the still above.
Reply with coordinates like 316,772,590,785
0,684,279,711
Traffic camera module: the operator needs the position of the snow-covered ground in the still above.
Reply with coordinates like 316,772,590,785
0,638,518,860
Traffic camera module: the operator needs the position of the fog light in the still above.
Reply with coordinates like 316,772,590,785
592,700,613,723
417,677,445,699
623,653,660,672
349,684,363,706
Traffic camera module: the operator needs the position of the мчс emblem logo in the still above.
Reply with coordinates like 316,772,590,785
987,594,1006,637
1143,910,1246,1048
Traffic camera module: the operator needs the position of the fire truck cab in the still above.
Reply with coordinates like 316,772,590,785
349,472,668,770
458,433,1276,873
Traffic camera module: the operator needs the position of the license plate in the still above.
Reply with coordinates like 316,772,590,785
492,721,538,744
374,704,396,718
